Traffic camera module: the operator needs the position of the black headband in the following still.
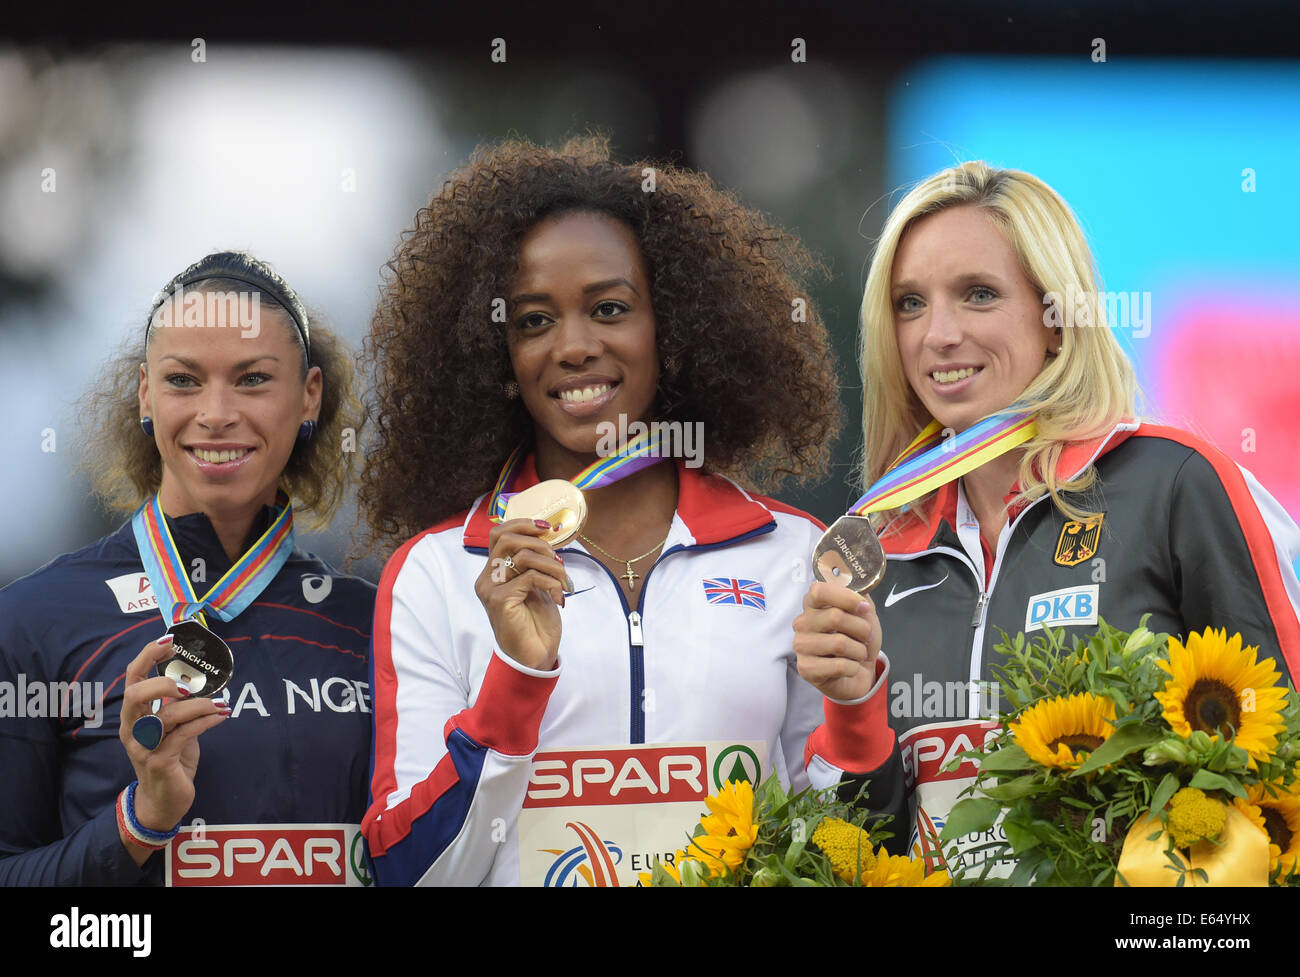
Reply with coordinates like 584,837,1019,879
147,268,311,362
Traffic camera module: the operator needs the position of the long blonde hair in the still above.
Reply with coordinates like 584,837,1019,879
860,161,1140,524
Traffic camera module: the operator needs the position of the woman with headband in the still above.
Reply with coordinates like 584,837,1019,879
793,161,1300,877
0,252,375,885
359,137,905,886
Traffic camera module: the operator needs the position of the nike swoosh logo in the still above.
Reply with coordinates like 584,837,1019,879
883,572,950,608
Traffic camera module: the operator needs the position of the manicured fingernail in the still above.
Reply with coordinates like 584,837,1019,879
216,704,232,714
563,575,575,593
175,685,191,698
534,520,551,529
158,634,174,647
555,554,564,562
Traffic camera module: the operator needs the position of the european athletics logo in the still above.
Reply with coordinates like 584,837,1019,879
701,578,766,611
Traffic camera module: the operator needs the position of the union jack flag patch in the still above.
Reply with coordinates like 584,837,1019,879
702,578,766,611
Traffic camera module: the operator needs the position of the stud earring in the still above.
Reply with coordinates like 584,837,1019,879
140,417,154,437
298,420,316,442
503,381,519,400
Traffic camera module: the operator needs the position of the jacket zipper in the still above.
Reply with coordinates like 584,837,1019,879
564,524,776,743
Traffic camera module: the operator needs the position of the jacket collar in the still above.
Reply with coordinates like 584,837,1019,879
881,419,1140,554
460,455,776,550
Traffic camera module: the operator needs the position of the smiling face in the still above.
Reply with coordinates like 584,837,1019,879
139,291,321,522
891,205,1054,433
507,210,658,472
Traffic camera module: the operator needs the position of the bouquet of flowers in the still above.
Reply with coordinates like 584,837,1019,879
942,618,1300,886
641,776,948,887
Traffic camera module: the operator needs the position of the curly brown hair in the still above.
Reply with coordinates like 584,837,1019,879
361,136,841,550
80,281,364,532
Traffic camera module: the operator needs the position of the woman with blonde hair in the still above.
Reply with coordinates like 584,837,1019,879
0,251,375,885
794,161,1300,876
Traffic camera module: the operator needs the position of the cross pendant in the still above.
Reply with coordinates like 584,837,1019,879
622,564,639,589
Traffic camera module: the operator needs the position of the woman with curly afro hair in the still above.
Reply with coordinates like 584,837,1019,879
360,137,903,886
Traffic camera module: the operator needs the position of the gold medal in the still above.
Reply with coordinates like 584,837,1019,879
812,515,886,595
502,479,588,547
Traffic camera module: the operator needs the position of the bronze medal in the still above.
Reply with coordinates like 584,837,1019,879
157,618,234,698
502,479,588,547
812,515,886,595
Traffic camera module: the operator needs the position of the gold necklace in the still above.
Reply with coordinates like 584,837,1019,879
578,531,670,589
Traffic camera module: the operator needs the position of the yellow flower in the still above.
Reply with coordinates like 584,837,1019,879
1166,787,1227,850
699,781,758,847
859,847,952,887
692,779,758,872
1237,782,1300,877
811,817,877,882
1011,692,1117,769
1155,629,1286,767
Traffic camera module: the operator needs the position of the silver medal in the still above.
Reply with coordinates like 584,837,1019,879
812,515,886,594
157,619,234,698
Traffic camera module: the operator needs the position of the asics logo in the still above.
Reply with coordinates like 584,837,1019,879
301,574,332,604
883,573,949,608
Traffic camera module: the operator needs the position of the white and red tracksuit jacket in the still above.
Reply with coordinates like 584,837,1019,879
363,457,903,886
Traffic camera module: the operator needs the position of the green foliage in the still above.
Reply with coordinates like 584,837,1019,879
947,617,1300,887
644,775,896,887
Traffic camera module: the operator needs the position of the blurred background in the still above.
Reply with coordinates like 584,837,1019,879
2,1,1298,586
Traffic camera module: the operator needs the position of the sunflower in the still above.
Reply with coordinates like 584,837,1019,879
693,780,759,871
1235,783,1300,877
859,848,951,887
1155,629,1286,766
1011,692,1117,769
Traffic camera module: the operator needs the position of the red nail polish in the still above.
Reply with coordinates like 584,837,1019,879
555,554,564,563
176,687,191,698
158,634,174,647
534,520,551,529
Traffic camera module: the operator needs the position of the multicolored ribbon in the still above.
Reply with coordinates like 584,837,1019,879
489,427,668,522
849,409,1038,516
131,490,296,626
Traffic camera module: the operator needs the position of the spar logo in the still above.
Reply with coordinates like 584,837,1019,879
166,824,368,886
712,744,761,790
539,821,625,887
526,745,708,807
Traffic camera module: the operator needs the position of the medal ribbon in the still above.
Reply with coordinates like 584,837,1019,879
131,490,296,626
849,408,1038,515
489,427,669,521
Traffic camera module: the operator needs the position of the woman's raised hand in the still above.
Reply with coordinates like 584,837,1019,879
793,580,883,702
117,634,229,863
475,519,568,671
